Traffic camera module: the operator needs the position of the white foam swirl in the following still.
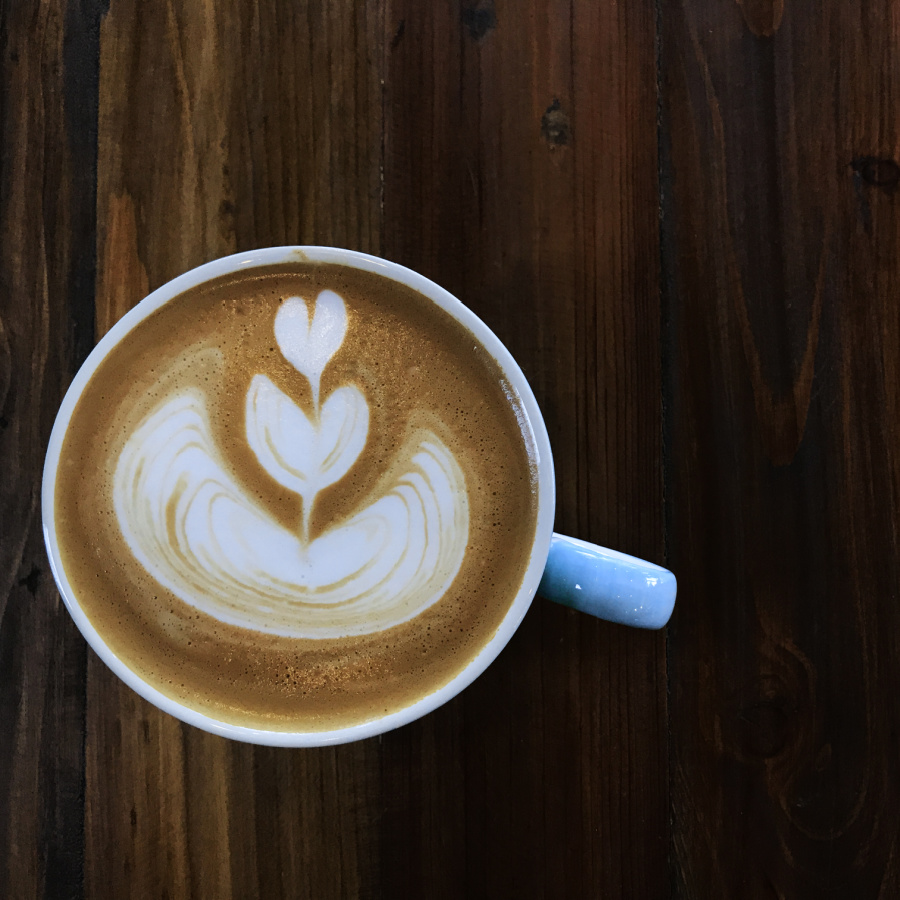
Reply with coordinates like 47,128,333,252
112,390,470,638
245,374,369,541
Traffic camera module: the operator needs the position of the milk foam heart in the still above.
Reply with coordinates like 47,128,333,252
246,377,369,542
274,292,347,409
112,291,470,638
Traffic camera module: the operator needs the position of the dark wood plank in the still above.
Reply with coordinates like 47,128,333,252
661,0,900,895
87,3,384,898
381,0,667,896
0,1,104,897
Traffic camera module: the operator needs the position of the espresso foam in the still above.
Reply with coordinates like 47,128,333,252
54,262,539,731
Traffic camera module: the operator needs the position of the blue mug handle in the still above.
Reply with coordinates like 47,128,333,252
538,534,676,629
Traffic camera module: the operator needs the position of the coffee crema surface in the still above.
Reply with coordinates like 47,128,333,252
55,262,539,731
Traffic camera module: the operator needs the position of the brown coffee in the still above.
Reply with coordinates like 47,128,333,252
54,262,538,731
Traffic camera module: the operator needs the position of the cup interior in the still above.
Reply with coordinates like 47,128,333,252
42,246,556,746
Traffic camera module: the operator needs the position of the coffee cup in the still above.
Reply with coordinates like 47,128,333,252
43,247,675,746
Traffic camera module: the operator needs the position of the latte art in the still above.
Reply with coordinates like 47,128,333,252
114,396,468,637
54,262,538,732
246,376,369,543
113,291,470,637
247,294,370,543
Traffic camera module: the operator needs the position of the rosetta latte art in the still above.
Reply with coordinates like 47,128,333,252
113,291,470,638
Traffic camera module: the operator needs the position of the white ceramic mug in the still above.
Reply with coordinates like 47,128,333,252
43,247,675,746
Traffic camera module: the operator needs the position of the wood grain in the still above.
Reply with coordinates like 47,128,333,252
0,1,104,897
661,0,900,895
16,0,900,896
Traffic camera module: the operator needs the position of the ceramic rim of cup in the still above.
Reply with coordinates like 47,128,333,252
41,246,556,746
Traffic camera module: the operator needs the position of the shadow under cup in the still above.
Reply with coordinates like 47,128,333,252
42,247,557,747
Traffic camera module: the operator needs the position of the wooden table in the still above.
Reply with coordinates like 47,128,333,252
3,1,899,897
